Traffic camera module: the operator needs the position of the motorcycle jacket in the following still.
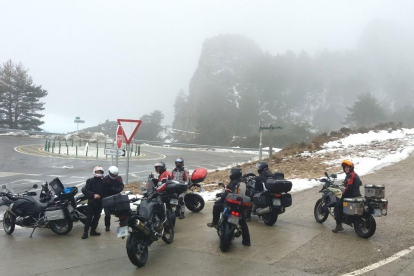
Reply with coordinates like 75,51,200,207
156,171,172,192
82,177,105,203
254,169,274,192
171,166,190,185
103,175,124,197
217,178,243,202
342,171,362,198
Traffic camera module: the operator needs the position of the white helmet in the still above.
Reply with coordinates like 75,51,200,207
108,166,119,179
94,166,104,178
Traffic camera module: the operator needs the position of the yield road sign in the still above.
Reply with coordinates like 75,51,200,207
117,119,142,145
104,148,125,156
116,126,123,149
74,119,85,123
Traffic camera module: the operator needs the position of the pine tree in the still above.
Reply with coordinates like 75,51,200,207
0,60,48,130
345,93,386,128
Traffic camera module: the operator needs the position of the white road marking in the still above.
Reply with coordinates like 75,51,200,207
0,172,24,178
47,175,63,177
70,176,87,179
341,246,414,276
24,173,42,176
64,180,86,185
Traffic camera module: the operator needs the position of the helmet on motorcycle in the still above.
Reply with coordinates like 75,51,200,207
256,161,268,174
175,157,184,168
229,167,242,180
93,166,104,178
341,160,354,173
108,166,119,179
154,161,166,173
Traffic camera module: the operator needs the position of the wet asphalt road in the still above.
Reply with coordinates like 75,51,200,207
1,136,414,275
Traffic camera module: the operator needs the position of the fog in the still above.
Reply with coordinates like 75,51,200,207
0,0,413,133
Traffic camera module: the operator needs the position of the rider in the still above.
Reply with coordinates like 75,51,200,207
332,160,362,233
81,166,105,239
103,166,124,232
245,161,273,221
171,157,190,219
154,161,171,192
207,167,251,246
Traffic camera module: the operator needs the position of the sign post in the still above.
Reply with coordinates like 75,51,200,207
259,124,283,159
117,119,142,184
116,126,123,168
74,117,85,133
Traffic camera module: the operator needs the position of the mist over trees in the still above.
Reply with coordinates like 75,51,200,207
173,20,414,147
0,60,48,130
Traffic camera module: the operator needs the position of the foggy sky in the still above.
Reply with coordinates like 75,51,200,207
1,0,413,133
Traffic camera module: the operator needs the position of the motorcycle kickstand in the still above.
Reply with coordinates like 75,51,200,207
30,227,37,238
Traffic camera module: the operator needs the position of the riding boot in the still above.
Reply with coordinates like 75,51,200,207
332,222,344,233
81,232,88,239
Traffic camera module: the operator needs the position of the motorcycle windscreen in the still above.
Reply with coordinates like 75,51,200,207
142,180,156,197
138,199,163,220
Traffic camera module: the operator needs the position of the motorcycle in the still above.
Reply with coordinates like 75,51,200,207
103,179,186,267
314,172,388,239
1,181,74,237
38,180,87,224
244,172,293,226
216,192,252,252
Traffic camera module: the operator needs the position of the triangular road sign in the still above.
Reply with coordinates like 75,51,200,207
117,119,142,145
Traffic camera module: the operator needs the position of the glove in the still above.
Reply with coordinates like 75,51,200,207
216,193,224,198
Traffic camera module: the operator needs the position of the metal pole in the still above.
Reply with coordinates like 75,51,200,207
76,145,78,156
111,155,113,166
269,125,273,158
259,120,263,160
138,145,140,156
116,145,119,168
126,144,130,184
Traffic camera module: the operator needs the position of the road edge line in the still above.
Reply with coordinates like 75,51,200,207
341,246,414,276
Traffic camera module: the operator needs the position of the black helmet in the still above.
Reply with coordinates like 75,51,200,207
154,161,166,173
256,161,268,174
229,167,242,180
175,157,184,168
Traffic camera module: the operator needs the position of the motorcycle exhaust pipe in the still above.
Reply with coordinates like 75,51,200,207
256,206,272,215
133,219,151,236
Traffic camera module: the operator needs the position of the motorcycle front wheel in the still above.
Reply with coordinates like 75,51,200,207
184,193,205,213
354,214,376,239
162,218,175,244
50,218,73,235
262,210,278,226
126,234,149,267
314,198,329,223
3,211,15,235
219,221,235,252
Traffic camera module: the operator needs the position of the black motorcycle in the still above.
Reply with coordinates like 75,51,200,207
216,193,252,252
38,181,87,224
314,172,388,239
103,179,186,267
244,173,293,226
1,181,74,237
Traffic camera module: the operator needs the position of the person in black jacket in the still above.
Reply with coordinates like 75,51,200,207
332,160,362,233
245,161,273,221
81,166,106,239
207,167,250,246
103,166,124,231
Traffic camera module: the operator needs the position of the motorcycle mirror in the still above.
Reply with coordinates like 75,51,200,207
331,174,337,179
1,185,6,189
324,172,329,178
32,184,38,189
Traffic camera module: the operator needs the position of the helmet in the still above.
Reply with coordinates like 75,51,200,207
256,161,268,174
154,161,166,173
175,157,184,168
93,166,104,178
341,160,354,172
108,166,119,179
229,167,242,180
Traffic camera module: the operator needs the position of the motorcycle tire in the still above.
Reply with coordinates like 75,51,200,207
162,217,175,244
168,209,176,227
3,211,16,235
126,234,149,268
184,193,205,213
314,198,329,223
262,210,278,226
219,221,235,252
354,214,376,239
50,218,73,235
